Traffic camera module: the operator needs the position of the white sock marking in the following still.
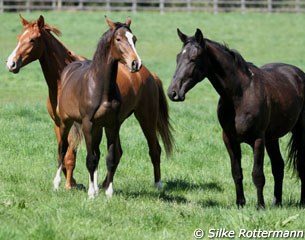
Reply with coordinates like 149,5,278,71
88,175,96,199
93,169,99,195
53,164,62,191
105,182,114,198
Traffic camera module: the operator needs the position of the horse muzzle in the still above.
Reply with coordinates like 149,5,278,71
129,59,142,73
167,88,185,102
6,58,22,74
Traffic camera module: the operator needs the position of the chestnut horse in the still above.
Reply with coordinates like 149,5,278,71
6,15,85,189
168,28,305,208
7,16,173,196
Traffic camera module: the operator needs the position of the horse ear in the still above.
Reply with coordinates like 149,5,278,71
37,15,45,29
177,28,188,43
19,14,29,26
105,16,116,30
195,28,204,45
125,17,131,28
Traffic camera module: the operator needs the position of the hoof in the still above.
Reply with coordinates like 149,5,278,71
154,181,162,190
88,187,98,199
257,204,265,210
236,198,246,209
105,182,114,198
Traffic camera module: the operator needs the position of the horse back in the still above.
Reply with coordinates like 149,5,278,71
59,60,92,121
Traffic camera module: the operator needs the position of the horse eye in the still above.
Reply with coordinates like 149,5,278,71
133,36,137,43
116,38,121,42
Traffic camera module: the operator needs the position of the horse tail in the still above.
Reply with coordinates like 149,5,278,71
154,75,175,156
287,111,305,179
69,122,83,151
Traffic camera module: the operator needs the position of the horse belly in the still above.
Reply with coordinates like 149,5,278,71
59,91,82,122
266,107,302,139
93,100,120,127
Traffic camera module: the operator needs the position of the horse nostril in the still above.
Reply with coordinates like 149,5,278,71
131,60,138,71
11,61,16,69
168,90,177,100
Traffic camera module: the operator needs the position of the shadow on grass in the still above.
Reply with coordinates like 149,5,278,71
116,178,224,207
163,178,223,192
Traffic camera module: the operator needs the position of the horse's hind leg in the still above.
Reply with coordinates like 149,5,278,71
266,139,284,206
54,124,78,189
53,120,73,190
222,131,245,208
135,110,162,189
102,126,122,197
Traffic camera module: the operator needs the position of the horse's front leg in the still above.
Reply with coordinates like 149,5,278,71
102,126,122,197
222,131,245,208
82,118,99,198
252,137,266,209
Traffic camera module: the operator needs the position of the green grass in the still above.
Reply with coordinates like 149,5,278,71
1,11,305,240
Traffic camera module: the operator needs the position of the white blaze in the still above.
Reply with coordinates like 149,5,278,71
6,42,20,69
6,30,29,69
125,31,142,69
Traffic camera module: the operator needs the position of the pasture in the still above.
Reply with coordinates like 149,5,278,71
0,11,305,239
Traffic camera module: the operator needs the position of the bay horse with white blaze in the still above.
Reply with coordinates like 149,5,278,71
57,17,144,197
7,15,173,196
168,28,305,208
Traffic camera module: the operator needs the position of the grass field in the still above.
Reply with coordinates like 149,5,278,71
1,11,305,240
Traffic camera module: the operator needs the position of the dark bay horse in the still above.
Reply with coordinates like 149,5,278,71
57,17,145,198
7,15,173,196
168,28,305,208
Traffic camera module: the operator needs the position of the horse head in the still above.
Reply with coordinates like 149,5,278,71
105,16,142,73
6,15,61,73
168,28,207,101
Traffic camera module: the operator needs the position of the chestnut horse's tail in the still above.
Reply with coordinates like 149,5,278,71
69,122,83,150
155,76,174,156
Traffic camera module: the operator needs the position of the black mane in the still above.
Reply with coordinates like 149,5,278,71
207,39,256,77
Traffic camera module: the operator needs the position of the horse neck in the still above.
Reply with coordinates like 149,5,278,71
205,41,251,101
90,41,118,102
39,31,79,100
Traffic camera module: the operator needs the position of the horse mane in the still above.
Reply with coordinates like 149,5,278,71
92,22,130,63
26,19,62,37
43,23,62,36
208,39,256,77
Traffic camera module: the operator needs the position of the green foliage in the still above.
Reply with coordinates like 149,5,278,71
0,12,305,240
